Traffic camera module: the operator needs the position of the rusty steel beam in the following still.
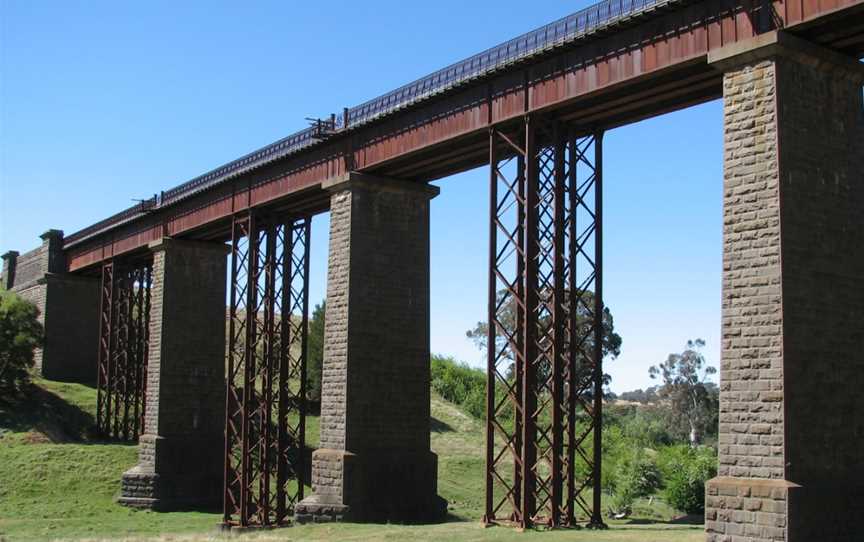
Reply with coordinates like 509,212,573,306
224,213,252,525
111,267,133,440
566,132,606,528
589,133,605,529
551,122,566,527
95,259,153,441
133,263,152,439
96,263,115,437
484,117,606,529
223,212,310,528
520,114,539,528
484,125,528,526
63,0,864,273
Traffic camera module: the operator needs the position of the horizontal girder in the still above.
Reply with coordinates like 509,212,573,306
63,0,864,272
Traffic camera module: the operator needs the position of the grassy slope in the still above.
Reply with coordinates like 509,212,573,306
0,379,702,542
0,379,218,541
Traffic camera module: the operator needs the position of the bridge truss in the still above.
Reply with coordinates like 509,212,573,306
484,117,605,529
223,212,311,528
95,258,153,441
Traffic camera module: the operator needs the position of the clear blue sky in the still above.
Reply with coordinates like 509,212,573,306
0,0,722,393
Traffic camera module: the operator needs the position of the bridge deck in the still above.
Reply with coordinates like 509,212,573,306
63,0,864,272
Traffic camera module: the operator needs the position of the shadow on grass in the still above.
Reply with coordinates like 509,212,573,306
442,510,480,523
150,501,223,514
0,383,97,443
431,416,455,433
627,514,704,526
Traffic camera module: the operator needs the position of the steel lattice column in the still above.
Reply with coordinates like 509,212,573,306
278,219,310,519
134,264,152,440
484,117,605,529
224,212,311,528
95,259,152,441
565,131,606,529
485,124,528,527
96,263,115,437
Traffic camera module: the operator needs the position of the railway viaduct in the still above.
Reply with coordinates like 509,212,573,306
3,0,864,539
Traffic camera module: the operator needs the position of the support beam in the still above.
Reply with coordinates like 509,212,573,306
96,259,152,441
223,213,311,527
119,238,228,510
706,33,864,542
294,173,446,523
484,119,605,528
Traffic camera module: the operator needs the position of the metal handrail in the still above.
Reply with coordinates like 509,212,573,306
64,0,674,247
342,0,668,128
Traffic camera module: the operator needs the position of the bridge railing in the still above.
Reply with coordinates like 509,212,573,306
341,0,669,128
159,125,321,205
64,0,674,247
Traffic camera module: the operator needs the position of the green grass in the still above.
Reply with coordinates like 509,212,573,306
0,379,221,541
0,379,703,541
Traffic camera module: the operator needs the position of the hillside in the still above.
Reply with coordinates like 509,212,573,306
0,379,702,542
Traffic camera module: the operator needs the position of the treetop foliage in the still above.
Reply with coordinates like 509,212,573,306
0,289,44,396
649,339,718,446
466,288,622,393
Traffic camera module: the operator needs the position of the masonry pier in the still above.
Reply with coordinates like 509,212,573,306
1,230,99,382
118,239,228,510
705,32,864,542
294,173,446,522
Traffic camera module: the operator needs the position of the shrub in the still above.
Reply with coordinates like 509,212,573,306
462,384,486,419
620,406,676,449
430,355,486,418
571,423,626,494
0,289,43,395
609,449,662,515
658,445,717,514
305,301,325,403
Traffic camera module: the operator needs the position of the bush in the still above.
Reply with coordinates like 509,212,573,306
462,384,486,419
620,406,676,449
567,422,626,494
0,289,43,395
305,301,325,403
609,449,662,514
430,355,486,418
658,445,717,515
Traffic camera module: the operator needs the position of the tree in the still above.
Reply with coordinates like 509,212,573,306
619,386,660,404
466,288,622,391
305,300,325,403
0,289,44,396
649,339,717,447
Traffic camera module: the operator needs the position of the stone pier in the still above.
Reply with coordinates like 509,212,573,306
119,239,228,510
295,173,447,523
706,32,864,542
1,229,99,382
